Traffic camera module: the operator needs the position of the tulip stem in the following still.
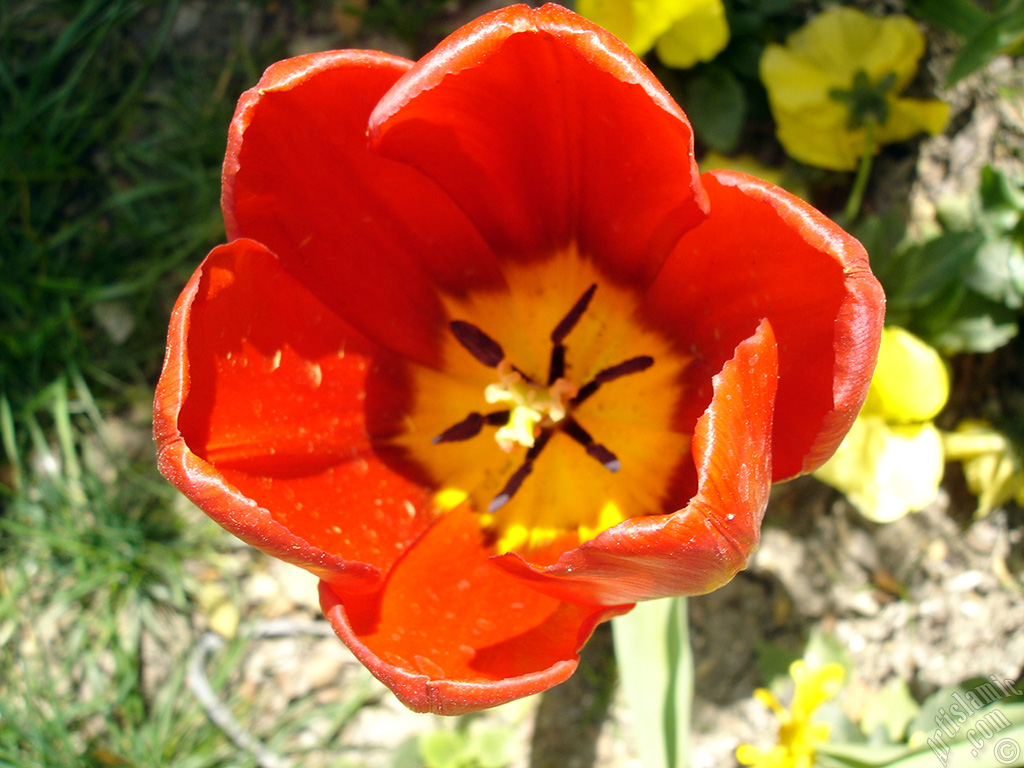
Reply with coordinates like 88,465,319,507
841,121,876,225
612,597,692,768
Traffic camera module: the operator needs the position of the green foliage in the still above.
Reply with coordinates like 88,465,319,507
802,627,853,675
685,64,746,153
858,166,1024,355
818,702,1024,768
339,0,454,51
0,373,222,767
907,0,1024,85
417,720,516,768
0,3,348,765
751,635,1024,768
859,679,920,743
0,0,252,437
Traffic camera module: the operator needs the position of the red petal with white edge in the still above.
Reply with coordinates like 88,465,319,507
223,50,498,368
154,239,434,591
646,170,884,480
369,3,708,288
320,507,628,715
494,320,778,606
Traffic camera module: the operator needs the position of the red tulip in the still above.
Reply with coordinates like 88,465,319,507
154,3,884,714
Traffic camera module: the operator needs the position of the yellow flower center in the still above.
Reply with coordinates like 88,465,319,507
390,250,693,555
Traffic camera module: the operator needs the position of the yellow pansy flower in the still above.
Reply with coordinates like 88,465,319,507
737,660,845,768
760,7,949,170
577,0,729,68
944,421,1024,518
815,328,949,522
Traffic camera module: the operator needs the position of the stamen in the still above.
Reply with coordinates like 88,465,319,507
548,344,566,384
595,355,655,383
550,283,597,344
486,410,513,425
585,443,621,473
561,417,621,472
432,410,512,444
433,412,484,444
489,430,552,512
450,320,505,367
573,355,654,406
488,463,532,513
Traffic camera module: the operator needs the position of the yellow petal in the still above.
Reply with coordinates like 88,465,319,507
769,103,866,170
734,744,764,765
654,0,729,68
863,328,949,423
771,7,924,87
736,743,788,768
942,420,1008,460
876,97,950,145
578,0,704,56
760,41,845,112
945,421,1024,517
791,661,845,717
815,416,944,522
759,41,863,169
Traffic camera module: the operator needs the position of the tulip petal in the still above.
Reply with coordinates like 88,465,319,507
154,239,434,590
646,170,884,480
320,506,627,714
223,50,498,367
368,3,708,287
494,319,777,605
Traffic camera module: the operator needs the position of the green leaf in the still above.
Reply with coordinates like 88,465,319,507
886,232,984,312
905,0,990,37
854,209,910,279
684,66,746,153
821,702,1024,766
754,0,798,15
718,35,765,80
979,165,1024,223
419,730,467,768
935,194,976,232
755,641,801,687
964,237,1024,309
466,723,515,768
612,597,693,768
394,736,428,768
803,627,852,674
947,8,1024,85
860,678,921,743
931,309,1019,354
816,741,917,767
726,9,766,37
908,678,1024,742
